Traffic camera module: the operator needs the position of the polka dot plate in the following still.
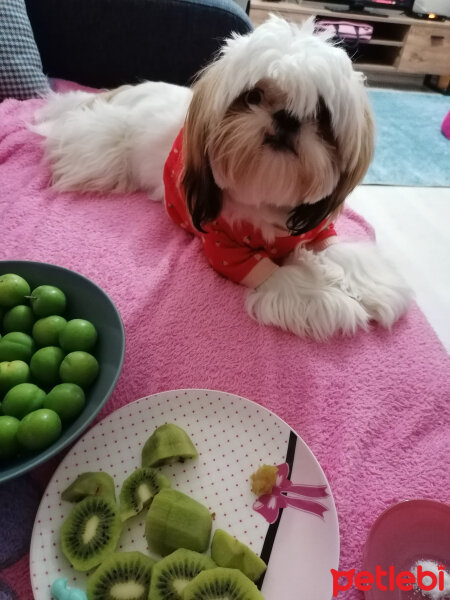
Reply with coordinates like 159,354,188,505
30,389,339,600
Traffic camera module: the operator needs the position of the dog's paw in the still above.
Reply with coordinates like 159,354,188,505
357,277,413,329
322,242,413,329
245,263,370,340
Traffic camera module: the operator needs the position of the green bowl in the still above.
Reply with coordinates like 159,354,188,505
0,261,125,483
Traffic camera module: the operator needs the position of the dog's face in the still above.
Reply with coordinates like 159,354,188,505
183,16,374,235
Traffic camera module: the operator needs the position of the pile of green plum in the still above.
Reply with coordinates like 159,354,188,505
0,273,100,461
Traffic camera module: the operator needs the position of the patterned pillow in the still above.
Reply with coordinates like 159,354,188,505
0,0,50,101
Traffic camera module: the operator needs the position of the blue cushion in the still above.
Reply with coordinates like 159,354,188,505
0,0,50,101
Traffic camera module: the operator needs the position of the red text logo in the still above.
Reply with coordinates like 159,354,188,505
331,564,447,596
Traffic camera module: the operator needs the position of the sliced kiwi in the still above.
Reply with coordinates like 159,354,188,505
61,495,122,571
141,423,198,468
145,489,212,556
61,471,116,503
86,551,155,600
211,529,267,582
183,567,265,600
119,467,171,521
149,548,216,600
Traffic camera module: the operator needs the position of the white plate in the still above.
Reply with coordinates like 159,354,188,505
30,389,339,600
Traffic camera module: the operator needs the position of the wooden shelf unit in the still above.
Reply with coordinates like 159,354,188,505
249,1,450,82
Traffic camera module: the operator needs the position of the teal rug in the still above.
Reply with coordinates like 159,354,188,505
364,89,450,187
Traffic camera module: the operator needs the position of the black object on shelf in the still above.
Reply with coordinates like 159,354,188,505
325,2,390,16
405,9,447,21
424,75,450,95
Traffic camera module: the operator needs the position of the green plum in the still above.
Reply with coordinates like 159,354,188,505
0,331,35,362
0,274,31,308
0,415,20,459
29,285,66,317
59,351,99,388
3,305,35,334
30,346,65,387
0,360,30,397
59,319,98,352
17,408,62,451
32,315,67,347
2,383,46,419
44,383,85,421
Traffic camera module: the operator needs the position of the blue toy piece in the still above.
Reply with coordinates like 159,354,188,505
51,578,88,600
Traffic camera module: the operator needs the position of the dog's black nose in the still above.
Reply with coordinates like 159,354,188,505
273,110,301,135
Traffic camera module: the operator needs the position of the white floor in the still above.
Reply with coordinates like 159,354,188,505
348,185,450,352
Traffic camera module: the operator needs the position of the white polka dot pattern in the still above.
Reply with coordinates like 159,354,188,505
29,389,334,599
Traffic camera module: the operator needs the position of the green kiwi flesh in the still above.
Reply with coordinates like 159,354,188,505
141,423,198,468
149,548,216,600
86,551,155,600
211,529,267,582
145,489,212,556
61,471,116,503
119,467,171,521
182,567,265,600
61,496,122,571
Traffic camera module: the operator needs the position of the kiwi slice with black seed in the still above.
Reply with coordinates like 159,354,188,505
183,567,265,600
145,489,212,556
149,548,216,600
141,423,198,468
119,467,171,521
61,495,122,571
211,529,267,582
61,471,116,503
86,551,155,600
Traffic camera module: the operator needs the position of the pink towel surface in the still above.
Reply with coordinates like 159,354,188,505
0,88,449,600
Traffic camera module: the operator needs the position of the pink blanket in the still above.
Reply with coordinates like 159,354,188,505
0,87,449,600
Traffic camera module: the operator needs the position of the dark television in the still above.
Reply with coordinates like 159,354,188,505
325,0,414,15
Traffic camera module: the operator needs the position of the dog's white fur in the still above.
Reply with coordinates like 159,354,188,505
247,242,411,339
34,16,412,340
35,82,193,199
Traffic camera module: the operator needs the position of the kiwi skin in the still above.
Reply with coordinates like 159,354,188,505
183,567,265,600
60,495,122,572
61,471,116,503
86,551,155,600
211,529,267,582
149,548,216,600
119,467,171,522
141,423,198,468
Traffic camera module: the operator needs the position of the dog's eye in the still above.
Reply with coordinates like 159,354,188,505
245,88,263,106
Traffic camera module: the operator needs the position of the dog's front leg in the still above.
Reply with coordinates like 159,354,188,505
319,242,413,328
245,248,370,340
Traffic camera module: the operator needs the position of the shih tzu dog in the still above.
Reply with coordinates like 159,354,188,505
34,16,411,340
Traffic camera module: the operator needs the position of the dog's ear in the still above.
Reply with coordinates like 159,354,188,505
287,101,374,235
182,158,222,234
329,102,374,217
287,197,335,235
182,75,223,233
